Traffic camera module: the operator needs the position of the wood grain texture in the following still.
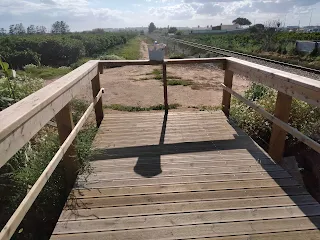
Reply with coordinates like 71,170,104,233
52,111,320,239
222,69,233,117
269,91,292,162
55,103,78,189
91,73,103,127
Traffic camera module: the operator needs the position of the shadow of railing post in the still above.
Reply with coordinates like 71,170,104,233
134,111,167,178
162,62,168,111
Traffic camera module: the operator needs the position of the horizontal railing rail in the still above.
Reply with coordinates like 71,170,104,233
0,57,320,239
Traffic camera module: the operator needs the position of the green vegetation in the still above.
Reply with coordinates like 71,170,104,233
146,68,191,86
183,31,320,68
107,37,141,60
169,54,186,59
0,32,136,68
98,54,125,60
232,17,252,27
230,83,320,152
105,103,181,112
189,105,221,111
148,22,156,33
167,79,192,86
18,65,71,80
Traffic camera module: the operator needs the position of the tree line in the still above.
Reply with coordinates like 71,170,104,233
0,21,70,36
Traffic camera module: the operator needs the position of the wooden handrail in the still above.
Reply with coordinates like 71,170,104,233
0,60,100,167
221,83,320,154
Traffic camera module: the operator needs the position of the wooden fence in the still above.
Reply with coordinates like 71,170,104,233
0,57,320,239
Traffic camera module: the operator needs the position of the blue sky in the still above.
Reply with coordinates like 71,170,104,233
1,0,320,31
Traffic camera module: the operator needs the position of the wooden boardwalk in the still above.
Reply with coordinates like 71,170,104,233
51,111,320,240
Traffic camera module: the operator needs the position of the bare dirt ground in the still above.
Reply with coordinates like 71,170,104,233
99,41,250,110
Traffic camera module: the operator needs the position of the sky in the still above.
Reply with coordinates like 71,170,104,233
1,0,320,31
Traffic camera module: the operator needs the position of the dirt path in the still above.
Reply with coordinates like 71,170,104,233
100,41,250,111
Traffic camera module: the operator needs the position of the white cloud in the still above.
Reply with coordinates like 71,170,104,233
149,3,196,20
1,0,320,30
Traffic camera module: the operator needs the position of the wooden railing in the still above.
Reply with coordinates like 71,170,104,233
222,57,320,160
0,57,320,239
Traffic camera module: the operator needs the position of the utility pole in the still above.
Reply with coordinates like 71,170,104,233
309,8,313,27
284,14,287,27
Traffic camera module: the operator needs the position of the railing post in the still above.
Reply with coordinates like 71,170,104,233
162,62,168,111
55,103,78,189
98,62,104,74
269,91,292,163
222,69,234,117
91,68,104,127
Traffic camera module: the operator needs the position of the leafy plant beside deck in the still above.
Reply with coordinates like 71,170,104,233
230,84,320,153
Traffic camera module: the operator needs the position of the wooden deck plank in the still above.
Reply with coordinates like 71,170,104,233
54,205,320,234
59,195,317,221
70,178,299,198
75,171,291,189
51,111,320,239
65,187,309,209
52,217,320,240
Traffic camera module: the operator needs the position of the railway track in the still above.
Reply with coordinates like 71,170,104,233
166,37,320,79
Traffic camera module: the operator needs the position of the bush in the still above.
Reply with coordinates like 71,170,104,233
24,64,38,69
0,32,136,68
0,75,43,102
230,84,320,152
98,54,124,60
20,66,71,79
169,54,186,59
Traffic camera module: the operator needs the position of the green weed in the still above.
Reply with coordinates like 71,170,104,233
105,103,181,112
18,66,71,80
189,105,221,111
167,79,192,86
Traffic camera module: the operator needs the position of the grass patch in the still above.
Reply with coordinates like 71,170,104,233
146,69,188,85
136,77,152,81
18,66,71,80
167,79,192,86
108,36,141,60
189,105,221,111
105,103,181,112
169,54,186,59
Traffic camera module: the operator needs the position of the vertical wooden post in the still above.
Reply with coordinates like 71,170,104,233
55,103,78,189
91,72,104,127
269,91,292,163
98,62,104,74
162,62,168,111
222,69,234,117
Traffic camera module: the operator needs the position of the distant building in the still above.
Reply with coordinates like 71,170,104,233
220,24,240,31
286,26,300,32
